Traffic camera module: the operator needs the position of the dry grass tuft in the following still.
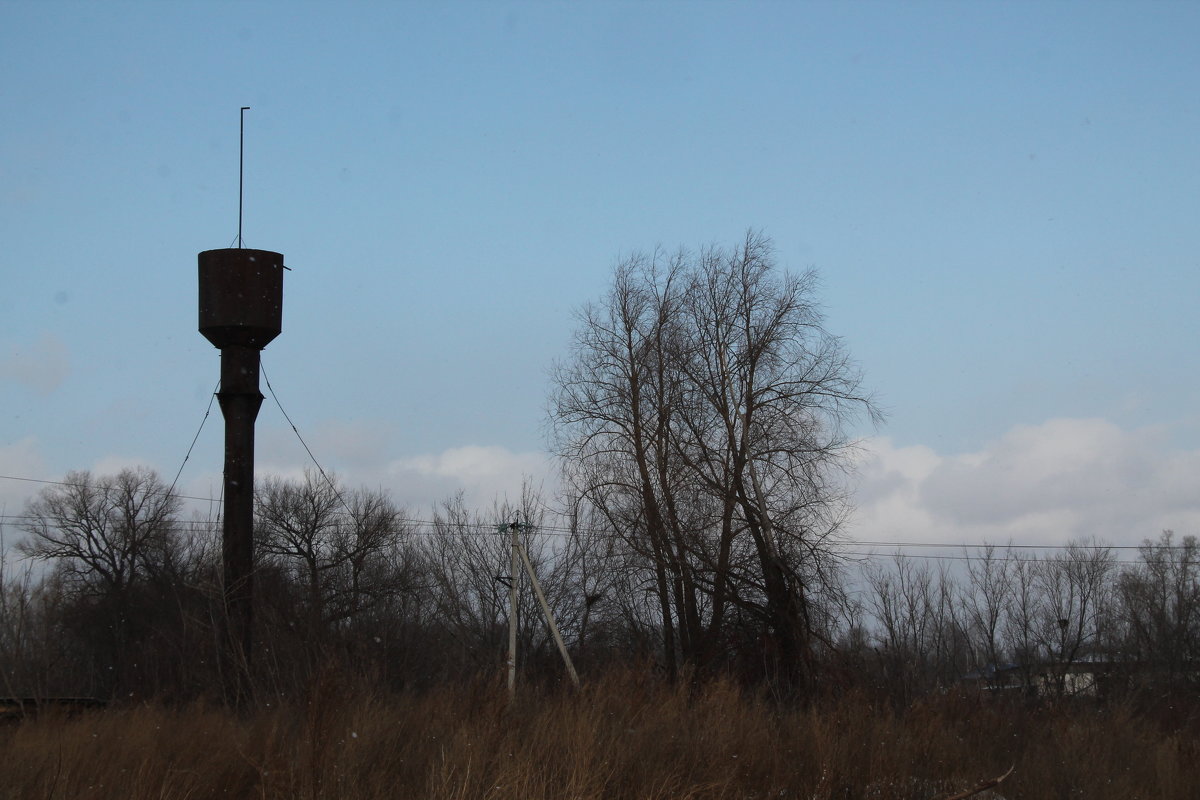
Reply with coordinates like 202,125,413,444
0,670,1195,799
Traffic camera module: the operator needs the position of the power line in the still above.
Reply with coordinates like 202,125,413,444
840,550,1150,566
0,473,219,505
1,469,1191,556
846,539,1163,552
0,501,1182,562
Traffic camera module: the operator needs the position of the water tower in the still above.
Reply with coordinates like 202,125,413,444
198,246,284,674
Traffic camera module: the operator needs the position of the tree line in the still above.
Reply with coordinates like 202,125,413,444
2,233,1195,703
852,533,1200,703
3,467,1193,703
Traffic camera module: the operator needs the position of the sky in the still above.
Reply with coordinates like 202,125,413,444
2,0,1198,556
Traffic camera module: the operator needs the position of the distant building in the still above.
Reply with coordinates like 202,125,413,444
962,656,1136,699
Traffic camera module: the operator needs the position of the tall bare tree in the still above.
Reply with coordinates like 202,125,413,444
18,468,182,693
20,468,180,597
255,471,414,659
962,543,1014,674
865,554,967,700
550,232,878,687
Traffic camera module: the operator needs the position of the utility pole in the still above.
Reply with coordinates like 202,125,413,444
507,519,519,695
497,517,580,698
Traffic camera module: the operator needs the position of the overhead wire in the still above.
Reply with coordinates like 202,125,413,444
0,471,1188,555
0,500,1179,566
0,473,219,506
838,550,1150,566
0,468,1190,555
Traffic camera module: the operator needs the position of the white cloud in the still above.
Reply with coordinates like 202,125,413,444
387,445,553,511
25,412,1195,552
849,418,1200,548
251,425,556,514
1,333,69,394
265,419,396,476
395,445,546,482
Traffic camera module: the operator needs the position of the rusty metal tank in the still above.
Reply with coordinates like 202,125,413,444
198,248,284,350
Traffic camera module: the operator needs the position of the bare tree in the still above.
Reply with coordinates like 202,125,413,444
0,529,50,697
1033,538,1116,696
19,468,180,597
865,554,967,699
999,552,1043,690
256,470,342,639
551,249,695,678
962,543,1014,674
327,486,413,627
255,471,415,667
1118,530,1200,688
17,468,183,694
675,234,876,686
551,232,878,688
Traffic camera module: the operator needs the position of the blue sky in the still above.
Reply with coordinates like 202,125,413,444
2,1,1198,549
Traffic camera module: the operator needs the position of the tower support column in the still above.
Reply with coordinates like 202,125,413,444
217,344,263,675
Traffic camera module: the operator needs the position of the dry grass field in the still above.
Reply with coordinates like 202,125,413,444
0,670,1195,799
